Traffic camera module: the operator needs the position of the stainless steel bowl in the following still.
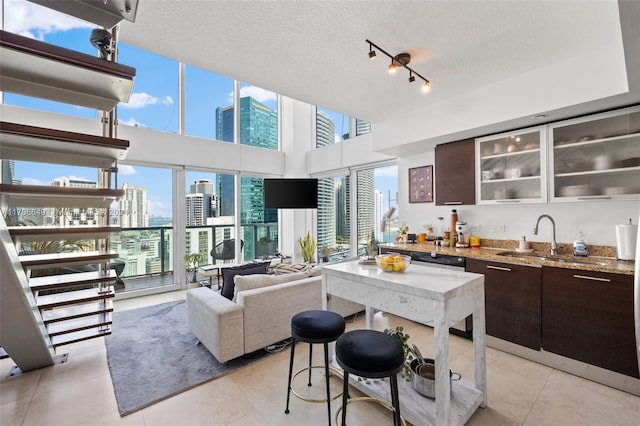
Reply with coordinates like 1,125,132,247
409,358,461,399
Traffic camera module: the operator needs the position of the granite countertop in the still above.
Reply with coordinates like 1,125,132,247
379,240,635,276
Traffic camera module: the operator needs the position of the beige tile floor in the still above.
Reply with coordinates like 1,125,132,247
1,291,639,426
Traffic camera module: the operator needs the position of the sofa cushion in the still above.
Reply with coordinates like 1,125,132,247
233,270,309,302
221,261,270,300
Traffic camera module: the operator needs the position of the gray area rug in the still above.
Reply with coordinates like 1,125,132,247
105,300,270,416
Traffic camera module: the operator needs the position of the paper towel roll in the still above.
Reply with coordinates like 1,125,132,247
615,224,638,260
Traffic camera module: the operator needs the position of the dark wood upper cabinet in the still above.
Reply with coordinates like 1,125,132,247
435,139,476,206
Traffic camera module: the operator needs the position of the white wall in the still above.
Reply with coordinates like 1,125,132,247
397,152,640,247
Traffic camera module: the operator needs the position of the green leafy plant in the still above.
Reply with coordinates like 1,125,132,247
184,252,207,283
384,325,415,381
298,231,316,263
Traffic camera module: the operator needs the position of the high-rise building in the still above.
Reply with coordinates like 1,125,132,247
119,183,148,228
51,177,99,226
215,97,278,258
215,97,278,219
356,119,372,136
316,111,337,251
186,179,216,226
356,169,375,243
1,159,17,184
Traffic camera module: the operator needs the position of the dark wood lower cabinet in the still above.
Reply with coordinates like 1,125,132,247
466,258,541,350
542,267,639,378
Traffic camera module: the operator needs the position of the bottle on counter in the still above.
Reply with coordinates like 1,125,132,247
450,209,458,247
573,230,588,257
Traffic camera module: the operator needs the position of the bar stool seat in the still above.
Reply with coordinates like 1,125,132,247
285,310,346,425
335,329,405,426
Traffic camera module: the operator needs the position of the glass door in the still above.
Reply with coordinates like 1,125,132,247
476,127,546,204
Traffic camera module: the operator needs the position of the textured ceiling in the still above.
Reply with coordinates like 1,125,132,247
119,1,629,125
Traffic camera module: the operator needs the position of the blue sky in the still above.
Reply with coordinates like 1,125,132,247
4,0,398,218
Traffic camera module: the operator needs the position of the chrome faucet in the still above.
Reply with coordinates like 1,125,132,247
532,214,558,256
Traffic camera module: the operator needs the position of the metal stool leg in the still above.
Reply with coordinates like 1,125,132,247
308,342,313,386
323,342,332,426
285,338,297,414
341,371,349,425
390,374,401,426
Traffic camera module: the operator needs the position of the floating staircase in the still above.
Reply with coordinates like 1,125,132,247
0,8,135,372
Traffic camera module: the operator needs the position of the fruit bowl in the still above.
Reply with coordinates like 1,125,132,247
375,253,411,273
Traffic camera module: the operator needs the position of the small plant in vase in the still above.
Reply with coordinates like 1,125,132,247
184,252,207,284
396,223,409,243
298,231,317,263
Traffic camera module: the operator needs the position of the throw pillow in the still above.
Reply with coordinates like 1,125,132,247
220,261,270,300
233,270,309,302
272,263,310,275
309,264,322,277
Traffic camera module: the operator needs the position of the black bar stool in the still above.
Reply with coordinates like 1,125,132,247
335,329,405,426
285,310,346,425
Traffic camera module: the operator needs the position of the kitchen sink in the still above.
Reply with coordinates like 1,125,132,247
496,251,608,266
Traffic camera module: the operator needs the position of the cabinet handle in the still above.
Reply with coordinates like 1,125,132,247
577,196,612,200
496,200,521,203
487,265,512,272
573,274,611,282
444,201,463,205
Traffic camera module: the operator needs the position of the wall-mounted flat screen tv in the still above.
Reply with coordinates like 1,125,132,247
264,178,318,209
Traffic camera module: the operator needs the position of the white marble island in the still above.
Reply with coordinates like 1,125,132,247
322,260,486,426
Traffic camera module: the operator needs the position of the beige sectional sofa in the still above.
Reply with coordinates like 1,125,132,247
186,268,363,363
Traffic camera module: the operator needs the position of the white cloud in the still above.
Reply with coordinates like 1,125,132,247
118,165,137,175
228,86,277,104
21,177,48,186
120,92,174,109
119,117,144,127
5,0,91,39
375,166,399,177
146,198,170,217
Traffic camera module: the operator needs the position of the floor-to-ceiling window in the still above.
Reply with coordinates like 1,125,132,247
356,164,398,257
111,165,174,292
316,175,351,262
185,66,233,140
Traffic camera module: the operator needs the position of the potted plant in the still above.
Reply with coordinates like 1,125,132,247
396,223,409,243
298,231,317,263
184,251,207,285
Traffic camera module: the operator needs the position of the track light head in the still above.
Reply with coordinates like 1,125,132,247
421,80,431,93
388,61,397,74
368,43,377,59
408,73,415,83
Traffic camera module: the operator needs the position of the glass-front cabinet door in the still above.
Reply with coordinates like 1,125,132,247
549,106,640,202
476,127,546,204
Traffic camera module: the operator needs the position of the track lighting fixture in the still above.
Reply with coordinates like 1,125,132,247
368,43,377,59
366,39,431,93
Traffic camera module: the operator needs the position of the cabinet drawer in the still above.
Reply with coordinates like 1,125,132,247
541,267,638,378
466,258,541,350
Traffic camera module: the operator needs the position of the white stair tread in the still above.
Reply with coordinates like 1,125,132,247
47,312,112,336
19,250,118,269
30,270,117,291
42,299,114,324
37,286,114,310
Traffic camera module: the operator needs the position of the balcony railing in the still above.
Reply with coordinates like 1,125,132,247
112,223,278,292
